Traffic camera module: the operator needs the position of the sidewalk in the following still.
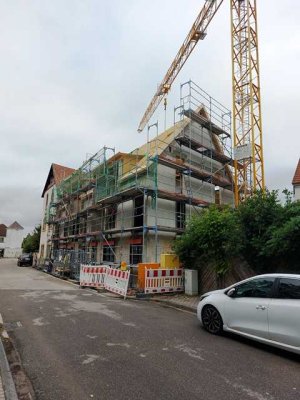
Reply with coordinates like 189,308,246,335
0,313,18,400
0,312,5,400
151,293,200,313
0,375,4,400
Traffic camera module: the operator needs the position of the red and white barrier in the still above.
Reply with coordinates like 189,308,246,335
104,268,130,299
145,268,184,294
80,265,109,288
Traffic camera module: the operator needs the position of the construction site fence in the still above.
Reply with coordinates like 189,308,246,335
38,249,138,288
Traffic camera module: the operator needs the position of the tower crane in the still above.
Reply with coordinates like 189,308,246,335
137,0,265,205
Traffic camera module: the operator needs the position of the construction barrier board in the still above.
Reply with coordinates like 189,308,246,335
104,268,130,299
80,265,109,288
145,268,184,294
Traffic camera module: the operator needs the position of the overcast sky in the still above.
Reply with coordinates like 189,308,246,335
0,0,299,232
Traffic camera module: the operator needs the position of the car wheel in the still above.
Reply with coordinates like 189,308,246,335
201,305,223,335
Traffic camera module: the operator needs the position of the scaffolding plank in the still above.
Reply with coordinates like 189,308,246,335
199,148,231,164
176,135,205,153
176,135,232,164
103,226,143,235
156,155,187,172
183,109,230,138
157,155,232,188
157,189,208,206
98,186,144,205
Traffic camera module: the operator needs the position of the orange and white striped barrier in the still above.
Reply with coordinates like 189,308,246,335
145,268,184,294
80,265,109,288
104,268,130,299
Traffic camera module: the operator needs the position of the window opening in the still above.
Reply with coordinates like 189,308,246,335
176,201,186,229
134,196,144,227
130,244,143,264
103,245,115,263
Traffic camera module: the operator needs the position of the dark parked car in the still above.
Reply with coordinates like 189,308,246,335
17,253,33,267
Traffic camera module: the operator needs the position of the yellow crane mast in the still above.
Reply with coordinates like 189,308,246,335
231,0,264,204
137,0,265,205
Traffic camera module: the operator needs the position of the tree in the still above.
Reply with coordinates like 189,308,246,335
236,190,283,273
173,206,243,276
22,225,41,253
262,200,300,271
173,190,300,277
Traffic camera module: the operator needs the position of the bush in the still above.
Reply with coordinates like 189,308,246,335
174,190,300,275
22,225,41,253
173,205,243,276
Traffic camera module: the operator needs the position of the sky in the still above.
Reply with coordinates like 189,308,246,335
0,0,299,232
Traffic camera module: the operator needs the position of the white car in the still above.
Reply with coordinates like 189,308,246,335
197,274,300,355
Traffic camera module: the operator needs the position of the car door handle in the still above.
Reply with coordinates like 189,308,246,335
256,305,266,310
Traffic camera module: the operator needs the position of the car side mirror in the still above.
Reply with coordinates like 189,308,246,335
227,288,236,298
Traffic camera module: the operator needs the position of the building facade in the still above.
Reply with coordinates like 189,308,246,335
0,221,24,258
41,82,235,273
39,163,75,260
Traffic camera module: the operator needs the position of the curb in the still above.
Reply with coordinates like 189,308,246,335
0,314,18,400
150,298,197,314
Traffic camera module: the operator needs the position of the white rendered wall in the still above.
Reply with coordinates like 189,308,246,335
39,185,54,258
3,228,24,257
116,200,133,230
0,240,5,251
294,185,300,201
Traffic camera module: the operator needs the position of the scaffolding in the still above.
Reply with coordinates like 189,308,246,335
45,81,234,279
176,80,233,208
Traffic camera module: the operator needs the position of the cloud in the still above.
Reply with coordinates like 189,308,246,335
0,187,42,231
0,0,299,229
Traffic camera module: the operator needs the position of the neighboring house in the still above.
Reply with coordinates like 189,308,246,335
39,163,75,260
0,224,7,257
292,159,300,201
42,86,234,267
0,221,24,258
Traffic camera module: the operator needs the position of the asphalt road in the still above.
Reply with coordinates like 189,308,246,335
0,258,299,400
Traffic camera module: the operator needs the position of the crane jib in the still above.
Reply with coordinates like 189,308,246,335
137,0,224,133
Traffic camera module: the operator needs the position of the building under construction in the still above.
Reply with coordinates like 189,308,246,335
42,82,234,277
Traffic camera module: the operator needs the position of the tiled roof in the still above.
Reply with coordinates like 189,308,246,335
42,163,75,197
292,159,300,185
8,221,24,230
0,224,7,237
52,163,75,185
